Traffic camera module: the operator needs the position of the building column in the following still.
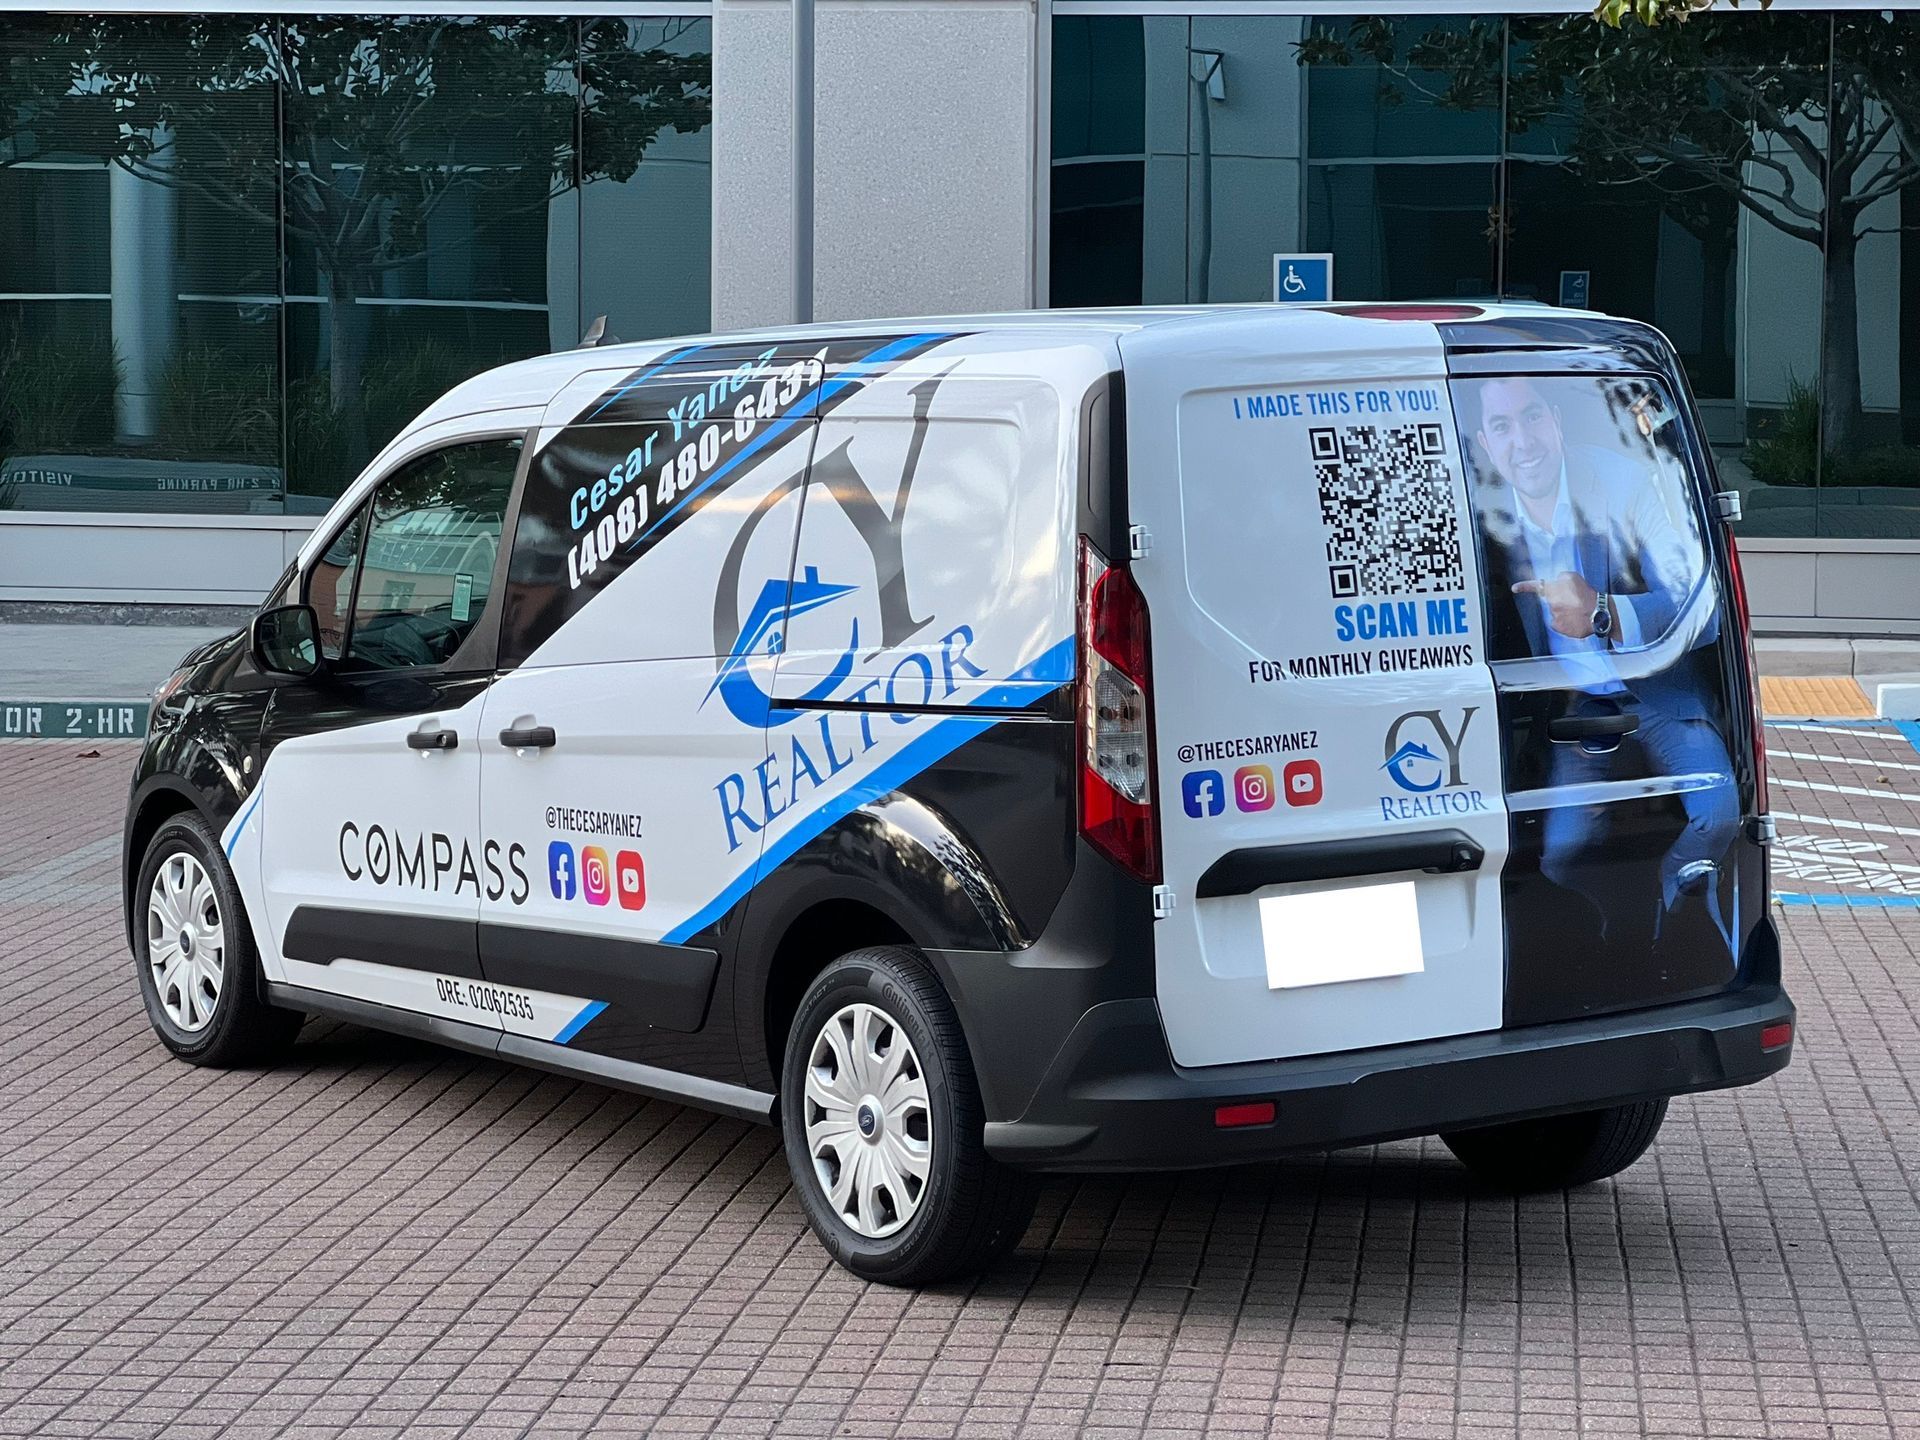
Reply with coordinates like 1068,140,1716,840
712,0,1038,330
109,128,179,445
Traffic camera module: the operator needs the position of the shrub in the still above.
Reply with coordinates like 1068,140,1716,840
154,346,279,463
364,338,489,446
284,374,354,503
1744,378,1920,490
1743,378,1819,489
0,331,122,453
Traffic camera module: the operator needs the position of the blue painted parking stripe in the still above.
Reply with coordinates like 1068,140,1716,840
554,1000,607,1044
1775,892,1920,908
1894,720,1920,761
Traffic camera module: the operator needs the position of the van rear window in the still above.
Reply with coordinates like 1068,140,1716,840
1451,374,1710,668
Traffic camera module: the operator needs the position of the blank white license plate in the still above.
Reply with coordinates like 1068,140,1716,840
1259,878,1424,990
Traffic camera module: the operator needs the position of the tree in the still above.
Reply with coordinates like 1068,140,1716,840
3,16,710,469
1591,0,1771,27
1301,7,1919,458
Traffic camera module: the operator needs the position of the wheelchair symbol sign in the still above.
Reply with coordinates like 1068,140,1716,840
1272,253,1333,303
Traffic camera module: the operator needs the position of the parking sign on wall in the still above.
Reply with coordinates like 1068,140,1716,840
1273,253,1334,303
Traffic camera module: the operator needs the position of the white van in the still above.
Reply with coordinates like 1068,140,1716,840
124,305,1794,1285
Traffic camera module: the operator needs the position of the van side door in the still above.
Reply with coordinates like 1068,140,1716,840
249,433,523,1021
472,343,834,1073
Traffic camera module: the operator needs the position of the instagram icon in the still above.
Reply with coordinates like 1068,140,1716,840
581,846,611,906
1234,764,1275,811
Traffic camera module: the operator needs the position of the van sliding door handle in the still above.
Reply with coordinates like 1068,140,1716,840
1195,830,1482,899
498,725,557,750
1548,712,1640,743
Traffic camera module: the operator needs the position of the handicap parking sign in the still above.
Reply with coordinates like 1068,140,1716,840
1272,253,1334,304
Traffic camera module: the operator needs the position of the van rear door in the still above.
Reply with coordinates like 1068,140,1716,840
1119,311,1509,1069
1440,325,1757,1026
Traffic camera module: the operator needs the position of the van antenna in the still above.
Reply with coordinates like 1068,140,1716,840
579,315,610,348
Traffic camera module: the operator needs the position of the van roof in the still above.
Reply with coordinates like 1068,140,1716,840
406,301,1604,435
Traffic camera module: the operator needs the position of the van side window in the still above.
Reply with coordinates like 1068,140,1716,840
306,507,367,662
1452,375,1710,666
338,437,522,673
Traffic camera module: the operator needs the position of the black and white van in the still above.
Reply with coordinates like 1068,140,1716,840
125,305,1795,1285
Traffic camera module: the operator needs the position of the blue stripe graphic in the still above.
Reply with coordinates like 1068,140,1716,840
553,1000,607,1044
582,343,705,422
224,789,264,858
663,634,1076,945
624,332,952,557
1775,892,1920,908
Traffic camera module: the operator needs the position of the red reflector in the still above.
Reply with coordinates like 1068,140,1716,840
1214,1101,1276,1129
1760,1022,1793,1052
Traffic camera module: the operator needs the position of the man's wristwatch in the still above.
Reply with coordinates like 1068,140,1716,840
1590,594,1615,641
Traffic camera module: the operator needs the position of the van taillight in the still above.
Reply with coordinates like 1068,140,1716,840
1078,537,1160,882
1726,531,1767,811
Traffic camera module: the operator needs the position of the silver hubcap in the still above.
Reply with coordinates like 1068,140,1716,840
804,1002,932,1239
147,852,224,1033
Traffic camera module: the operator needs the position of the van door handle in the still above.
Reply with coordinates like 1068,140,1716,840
498,724,557,750
407,728,459,751
1195,830,1482,898
1548,712,1640,743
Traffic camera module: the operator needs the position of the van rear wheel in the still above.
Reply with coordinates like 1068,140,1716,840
780,945,1037,1286
1440,1098,1668,1191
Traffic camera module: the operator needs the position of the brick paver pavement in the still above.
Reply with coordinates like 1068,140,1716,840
2,733,1919,1439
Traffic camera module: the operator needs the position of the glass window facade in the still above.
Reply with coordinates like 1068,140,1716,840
1051,10,1920,540
0,15,712,516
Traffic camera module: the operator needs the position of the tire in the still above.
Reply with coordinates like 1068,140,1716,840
1441,1098,1669,1192
780,945,1038,1286
133,811,302,1067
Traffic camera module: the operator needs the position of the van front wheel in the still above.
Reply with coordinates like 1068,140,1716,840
780,945,1037,1286
1440,1098,1669,1191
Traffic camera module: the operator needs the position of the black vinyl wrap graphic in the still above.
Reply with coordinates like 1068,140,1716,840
129,329,1085,1101
479,924,719,1036
497,332,958,668
547,707,1078,1080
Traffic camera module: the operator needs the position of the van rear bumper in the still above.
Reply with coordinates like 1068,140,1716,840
982,984,1794,1172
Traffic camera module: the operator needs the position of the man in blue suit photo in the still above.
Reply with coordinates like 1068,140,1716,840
1467,375,1738,949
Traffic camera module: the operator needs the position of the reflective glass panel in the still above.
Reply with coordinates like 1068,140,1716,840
1816,13,1920,541
0,16,283,515
279,17,575,506
577,18,714,349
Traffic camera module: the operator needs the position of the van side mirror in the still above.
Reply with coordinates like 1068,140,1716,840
252,604,322,678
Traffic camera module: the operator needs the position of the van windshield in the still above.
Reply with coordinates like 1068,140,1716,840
1451,374,1711,671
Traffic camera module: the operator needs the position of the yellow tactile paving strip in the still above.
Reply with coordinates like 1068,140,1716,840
1760,675,1876,720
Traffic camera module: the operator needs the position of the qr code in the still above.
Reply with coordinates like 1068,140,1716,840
1312,423,1462,599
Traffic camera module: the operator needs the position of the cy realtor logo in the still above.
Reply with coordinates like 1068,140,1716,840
1377,708,1487,822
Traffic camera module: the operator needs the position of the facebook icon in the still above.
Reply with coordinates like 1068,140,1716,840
548,841,577,900
1182,770,1226,819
